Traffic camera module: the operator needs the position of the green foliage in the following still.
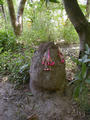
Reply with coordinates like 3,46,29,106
0,30,34,86
0,47,34,86
22,2,79,45
70,44,90,110
0,30,17,52
22,4,55,45
59,22,79,43
79,4,86,16
0,0,3,5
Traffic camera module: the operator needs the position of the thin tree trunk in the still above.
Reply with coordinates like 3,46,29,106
16,0,26,35
62,0,90,57
7,0,17,34
86,0,90,21
7,0,26,36
1,5,6,22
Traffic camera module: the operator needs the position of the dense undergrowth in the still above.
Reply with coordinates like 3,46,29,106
0,30,35,86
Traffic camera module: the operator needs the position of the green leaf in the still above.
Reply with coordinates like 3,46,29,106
0,47,3,53
85,44,89,51
70,56,80,64
25,92,33,96
19,64,29,73
68,79,78,85
85,44,90,54
75,73,81,80
81,63,87,79
78,59,82,62
73,86,80,98
0,0,3,5
83,59,90,63
85,79,90,84
82,55,87,62
85,50,90,55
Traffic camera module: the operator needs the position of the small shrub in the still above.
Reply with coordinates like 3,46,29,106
0,30,17,52
60,22,79,44
70,44,90,110
0,47,34,86
0,29,34,87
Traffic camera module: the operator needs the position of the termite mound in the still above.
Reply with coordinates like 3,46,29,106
30,42,66,96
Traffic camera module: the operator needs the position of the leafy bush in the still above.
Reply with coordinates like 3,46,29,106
59,22,79,44
0,0,3,5
0,45,34,86
0,30,18,52
0,29,34,86
8,53,31,86
70,44,90,110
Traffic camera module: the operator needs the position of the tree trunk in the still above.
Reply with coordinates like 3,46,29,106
0,5,6,22
62,0,90,57
86,0,90,21
7,0,17,34
16,0,26,35
7,0,26,36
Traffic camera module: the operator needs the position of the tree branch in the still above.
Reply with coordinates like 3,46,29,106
7,0,16,29
62,0,88,32
86,0,90,20
17,0,26,23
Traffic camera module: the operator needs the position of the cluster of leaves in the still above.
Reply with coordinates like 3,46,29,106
59,21,79,44
0,48,34,86
0,30,18,52
0,0,3,5
70,44,90,110
0,51,30,85
0,30,34,86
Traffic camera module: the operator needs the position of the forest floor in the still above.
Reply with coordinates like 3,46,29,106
0,44,89,120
